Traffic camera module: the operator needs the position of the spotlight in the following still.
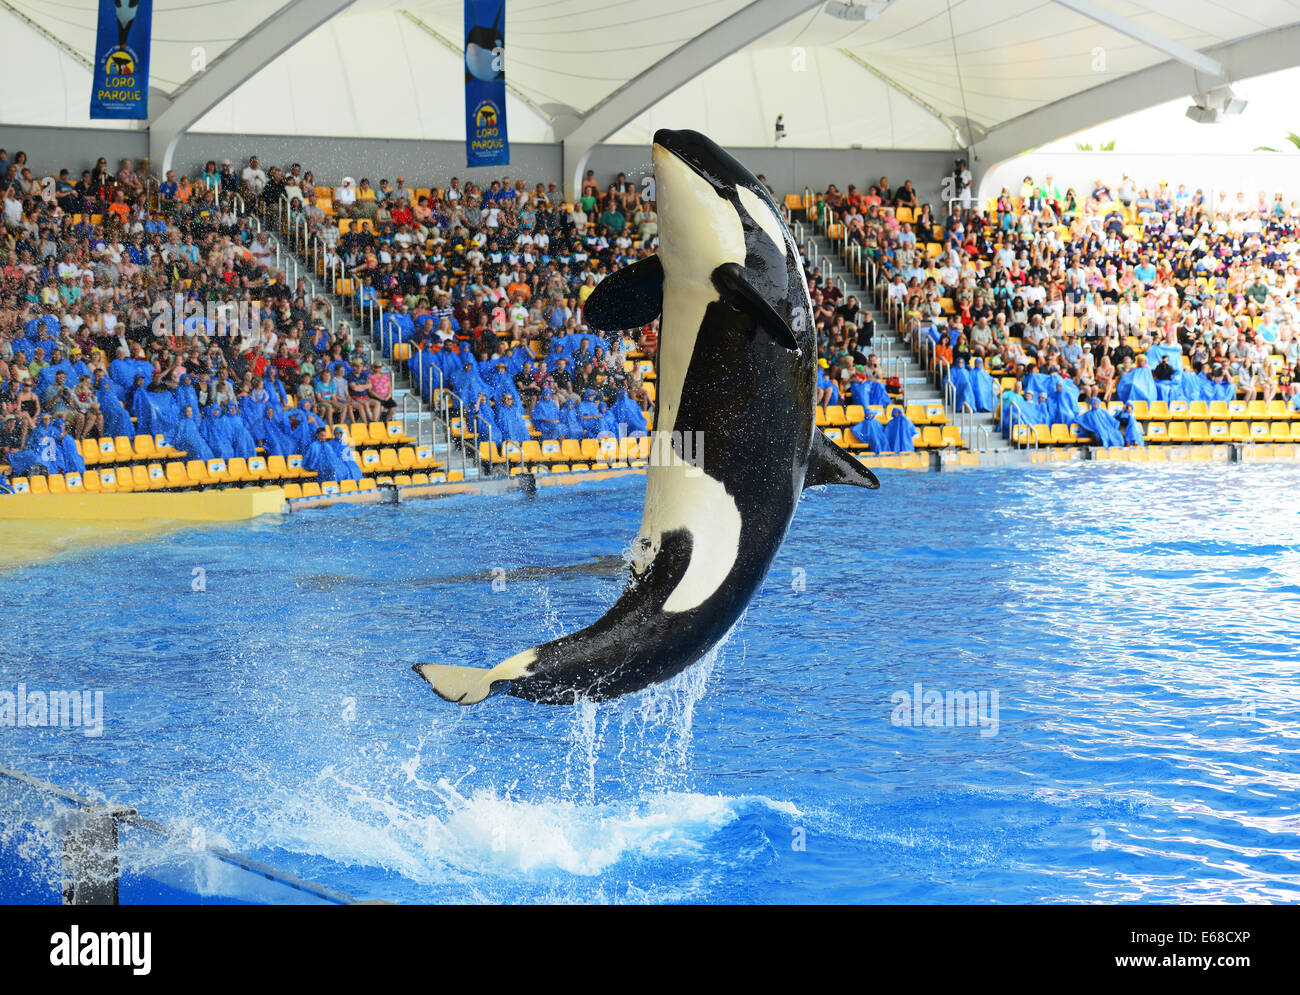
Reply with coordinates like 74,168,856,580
1186,85,1247,124
824,1,891,22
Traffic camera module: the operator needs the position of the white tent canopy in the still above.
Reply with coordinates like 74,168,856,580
6,0,1300,192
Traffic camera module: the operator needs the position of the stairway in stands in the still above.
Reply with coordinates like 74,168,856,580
236,197,480,480
796,223,1012,456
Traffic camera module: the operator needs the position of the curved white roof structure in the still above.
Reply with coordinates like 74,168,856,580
6,0,1300,192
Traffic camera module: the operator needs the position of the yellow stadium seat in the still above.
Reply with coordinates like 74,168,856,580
1209,421,1230,440
1250,422,1270,440
1247,400,1268,420
1229,422,1249,442
301,482,322,497
146,463,167,490
1188,421,1211,443
247,456,270,480
1131,401,1150,420
81,439,100,467
339,479,358,493
561,439,585,463
227,457,251,481
131,464,151,491
844,404,865,424
1227,400,1248,420
132,435,157,460
47,474,68,494
379,448,400,472
923,402,947,425
283,483,302,499
540,439,562,462
64,472,84,494
920,425,944,448
814,406,828,427
1187,401,1209,420
1208,401,1229,421
942,425,965,447
29,475,50,495
1270,422,1290,442
114,436,134,462
1167,422,1189,444
185,459,210,485
521,440,542,466
825,406,848,427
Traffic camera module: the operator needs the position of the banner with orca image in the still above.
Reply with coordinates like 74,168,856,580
464,0,509,168
89,0,152,119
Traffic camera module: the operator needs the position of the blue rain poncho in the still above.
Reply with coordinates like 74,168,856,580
968,359,996,411
883,407,917,452
1046,377,1081,425
472,399,501,443
850,413,889,452
1075,399,1123,447
560,399,584,439
304,433,361,482
530,390,562,439
495,397,532,443
576,390,603,438
1117,405,1145,446
172,375,201,414
611,389,647,437
172,408,214,460
254,409,298,458
849,377,891,410
222,403,258,458
1116,365,1157,404
95,377,134,439
947,360,973,412
202,406,235,459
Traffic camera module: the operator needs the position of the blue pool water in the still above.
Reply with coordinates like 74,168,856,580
2,463,1299,904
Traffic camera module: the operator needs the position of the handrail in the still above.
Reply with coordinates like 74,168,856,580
0,763,356,906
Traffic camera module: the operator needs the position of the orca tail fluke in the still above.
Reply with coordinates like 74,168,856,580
413,664,495,704
413,649,537,705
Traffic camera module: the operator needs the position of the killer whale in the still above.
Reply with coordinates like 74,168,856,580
415,128,878,705
465,7,503,83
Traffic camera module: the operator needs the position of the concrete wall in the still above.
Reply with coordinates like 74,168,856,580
0,125,146,177
587,144,956,204
2,124,953,205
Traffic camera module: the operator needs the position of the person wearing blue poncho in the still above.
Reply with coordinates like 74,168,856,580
1075,398,1123,447
850,413,889,452
263,369,289,411
968,358,996,411
486,361,520,404
1046,378,1081,426
1117,403,1145,446
576,389,603,438
1116,356,1157,404
594,402,619,439
883,407,917,452
304,427,361,483
131,382,169,437
998,389,1042,436
202,406,235,459
289,405,328,454
560,398,584,439
93,374,134,439
611,388,647,437
254,407,297,458
494,392,532,443
948,359,974,412
453,362,491,406
222,402,257,459
816,364,838,405
849,374,890,410
172,405,214,460
530,389,562,439
472,393,501,443
173,374,200,415
1022,368,1052,398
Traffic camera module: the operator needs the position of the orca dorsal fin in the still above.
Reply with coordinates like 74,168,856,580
805,428,880,489
584,255,663,330
711,263,800,352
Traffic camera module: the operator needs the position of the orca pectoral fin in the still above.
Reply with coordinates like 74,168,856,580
584,255,663,330
711,263,800,352
805,428,880,490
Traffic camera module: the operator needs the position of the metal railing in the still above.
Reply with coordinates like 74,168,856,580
251,193,480,479
0,763,356,906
